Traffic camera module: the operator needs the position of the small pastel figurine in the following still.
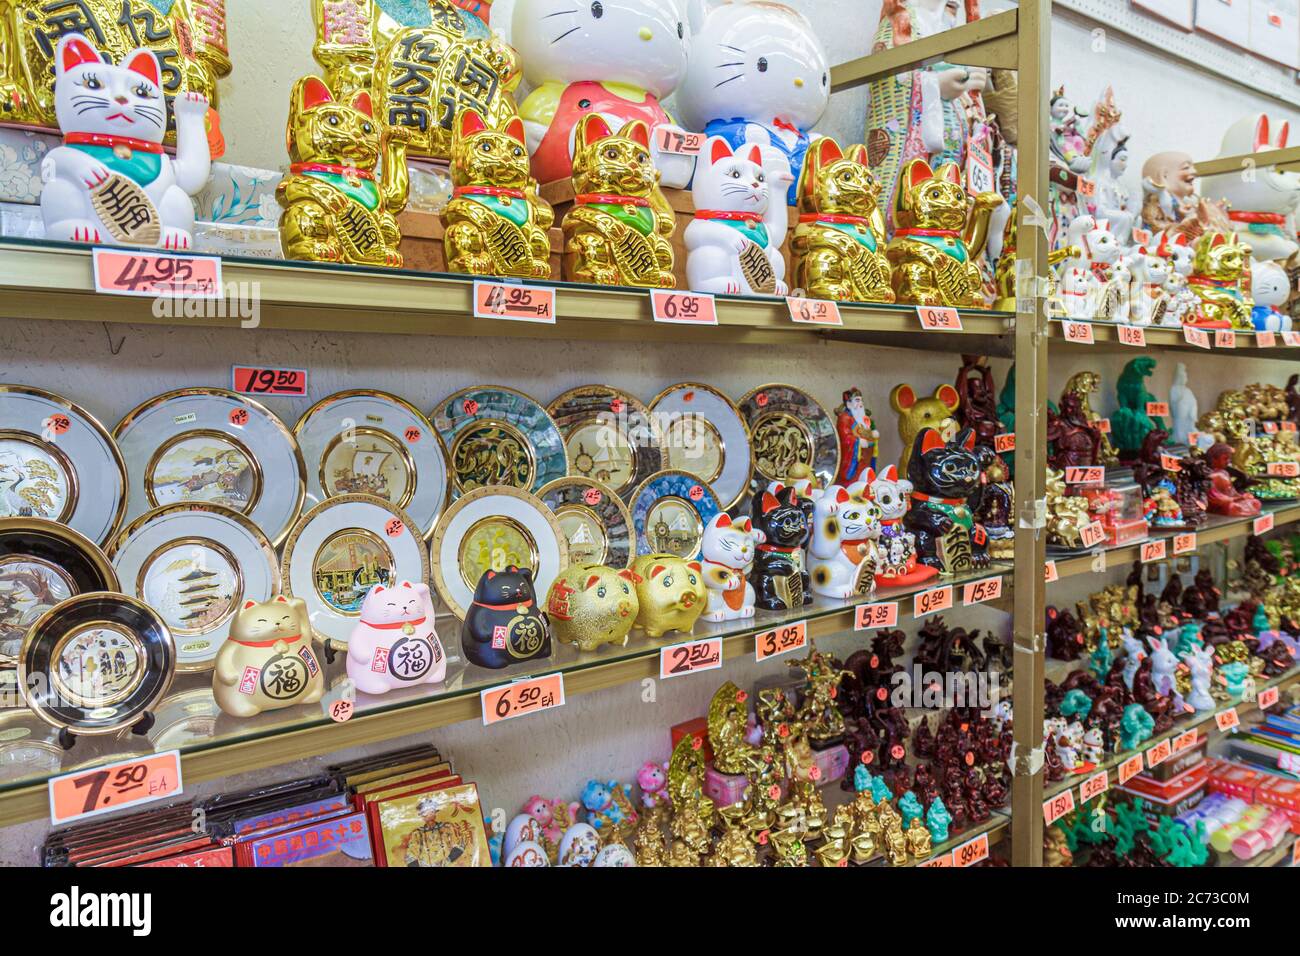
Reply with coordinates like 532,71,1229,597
461,566,552,669
557,821,602,867
904,428,990,575
522,795,581,851
40,34,211,250
1187,232,1252,329
213,596,325,718
835,387,880,486
545,563,641,652
699,513,757,622
1183,646,1216,713
346,581,445,694
886,159,1003,308
1082,727,1105,765
1250,260,1294,332
637,761,671,809
442,109,554,279
686,138,789,296
751,483,813,611
581,779,639,838
808,485,879,600
629,554,707,638
1147,636,1179,699
926,796,952,844
1120,703,1155,752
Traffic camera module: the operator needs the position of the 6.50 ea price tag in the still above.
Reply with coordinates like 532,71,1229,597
93,248,221,299
49,751,182,825
481,674,565,726
755,620,807,661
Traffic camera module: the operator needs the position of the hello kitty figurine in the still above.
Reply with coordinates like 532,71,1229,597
40,33,211,250
510,0,693,187
700,512,756,622
808,485,879,600
346,581,445,695
1251,260,1293,332
686,137,789,295
1199,115,1300,265
1081,727,1104,765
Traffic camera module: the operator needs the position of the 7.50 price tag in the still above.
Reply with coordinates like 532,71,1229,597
473,280,556,323
651,289,718,325
49,751,182,825
92,248,222,299
481,674,565,726
660,637,722,679
755,620,807,661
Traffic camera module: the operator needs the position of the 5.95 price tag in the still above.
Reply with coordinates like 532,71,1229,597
1140,539,1167,563
49,751,182,825
952,833,989,867
660,637,722,679
917,306,963,330
1172,531,1198,555
1117,324,1146,347
92,248,222,299
787,296,842,326
755,620,807,662
232,365,307,397
480,674,565,726
1060,320,1095,344
855,602,899,631
651,289,718,325
913,585,953,618
473,280,556,323
962,576,1003,606
1044,789,1075,826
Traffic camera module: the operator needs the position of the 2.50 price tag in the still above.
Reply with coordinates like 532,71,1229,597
480,673,565,726
660,637,722,679
232,365,307,397
917,306,963,330
92,248,222,299
854,602,898,631
755,620,807,661
787,296,842,326
651,289,718,325
962,576,1003,606
914,585,953,618
473,280,556,323
49,751,182,825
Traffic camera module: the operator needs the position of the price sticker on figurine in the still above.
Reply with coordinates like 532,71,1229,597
1146,737,1173,769
1080,770,1109,804
1183,326,1211,349
481,673,566,726
917,306,963,330
1172,532,1197,555
1268,461,1300,478
913,585,953,618
1065,465,1105,484
1284,331,1300,347
1160,453,1181,472
994,433,1015,453
1145,401,1170,418
1096,418,1112,434
1080,520,1107,549
1043,789,1075,826
473,280,557,323
92,248,222,299
952,833,989,867
1077,177,1097,198
660,637,722,679
1060,320,1095,344
1044,560,1059,583
328,697,354,723
1259,686,1280,710
1256,331,1277,349
654,127,705,156
755,620,807,662
787,296,842,326
1255,513,1276,535
1173,730,1199,753
854,602,898,631
232,365,308,397
1214,329,1237,349
1215,707,1241,733
1117,324,1146,347
1140,539,1167,563
1118,754,1144,785
651,289,718,325
962,576,1003,606
49,751,182,825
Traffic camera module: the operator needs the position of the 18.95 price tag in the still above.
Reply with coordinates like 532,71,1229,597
473,280,556,323
659,637,722,679
755,620,807,661
49,751,182,825
651,289,718,325
92,248,222,298
232,365,307,396
481,674,565,726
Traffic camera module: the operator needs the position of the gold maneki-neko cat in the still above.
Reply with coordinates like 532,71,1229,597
0,0,230,141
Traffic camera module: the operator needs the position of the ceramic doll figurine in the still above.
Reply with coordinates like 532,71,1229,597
685,138,789,296
903,428,990,575
1183,646,1216,713
869,465,938,587
511,0,693,187
1169,363,1200,448
1126,247,1170,326
1091,124,1135,248
1187,232,1252,329
1155,232,1197,326
561,115,676,287
581,779,639,839
346,581,445,694
277,74,410,266
1250,260,1293,332
1082,727,1105,765
629,553,707,637
808,485,880,601
545,563,640,651
1205,443,1262,517
926,796,952,843
637,761,671,810
442,109,554,279
1119,629,1146,691
791,137,893,302
835,388,880,486
213,596,325,718
461,565,552,669
886,159,1003,307
1199,115,1300,266
751,483,813,611
40,34,211,250
699,512,757,622
1147,636,1179,700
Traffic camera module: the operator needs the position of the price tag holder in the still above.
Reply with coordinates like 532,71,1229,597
917,306,963,331
660,637,723,679
913,585,953,618
962,576,1003,606
1080,770,1109,804
232,365,308,397
994,433,1015,453
653,127,705,155
952,832,989,867
651,289,718,325
1215,707,1241,732
1214,329,1237,349
1268,461,1300,478
1044,789,1075,826
1173,730,1199,753
1044,560,1059,583
1117,324,1146,347
473,280,556,323
1060,320,1095,344
1146,401,1170,418
49,750,182,825
854,602,899,631
786,296,843,326
1172,532,1197,555
1118,754,1144,785
1255,513,1276,535
755,620,807,662
1080,520,1107,549
1256,331,1277,349
92,248,222,299
1065,465,1105,484
1259,686,1281,710
1140,539,1167,563
1146,737,1173,769
481,673,565,726
1183,326,1211,349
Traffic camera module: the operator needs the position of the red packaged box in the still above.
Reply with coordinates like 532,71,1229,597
1119,763,1208,820
1119,761,1210,802
1256,776,1300,815
1207,760,1267,803
671,717,712,764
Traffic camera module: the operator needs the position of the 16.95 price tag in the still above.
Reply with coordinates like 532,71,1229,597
660,637,722,679
481,674,565,726
473,280,556,323
787,296,842,326
651,289,718,325
755,620,807,662
994,433,1015,454
49,751,182,825
855,602,899,631
232,365,307,396
92,248,222,298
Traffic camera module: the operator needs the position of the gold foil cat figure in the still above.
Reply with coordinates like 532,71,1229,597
562,114,675,287
887,159,1003,307
1188,231,1253,330
442,108,553,278
992,201,1076,311
790,137,893,302
278,75,410,266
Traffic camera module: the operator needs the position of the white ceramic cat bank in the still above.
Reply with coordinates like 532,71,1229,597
700,512,756,622
346,581,445,695
40,33,211,249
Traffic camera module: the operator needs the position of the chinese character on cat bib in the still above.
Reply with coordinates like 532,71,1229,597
347,581,445,695
213,596,325,718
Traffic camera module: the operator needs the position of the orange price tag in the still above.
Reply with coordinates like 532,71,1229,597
1215,707,1240,732
92,247,222,298
1096,418,1112,434
919,852,954,867
651,289,718,325
1293,838,1300,867
653,127,705,155
1065,465,1105,484
1117,324,1147,347
1256,331,1277,349
232,365,308,397
1061,320,1095,344
755,620,807,662
962,576,1003,606
660,637,723,680
787,296,843,326
994,433,1016,453
913,585,953,618
328,698,354,722
1173,730,1199,753
1284,422,1299,433
1140,539,1167,563
384,518,407,538
1044,560,1059,583
1077,177,1096,197
1118,754,1144,785
1044,789,1075,825
1172,532,1197,555
1268,461,1300,478
952,833,989,867
1080,520,1107,549
854,602,899,631
473,280,557,323
1080,770,1109,804
43,414,71,436
1183,326,1211,349
1160,454,1182,472
1214,329,1237,348
480,674,565,726
1255,513,1276,535
917,306,963,330
1146,738,1173,769
1259,686,1280,710
1146,402,1171,417
48,750,182,825
1284,331,1300,347
1263,421,1280,435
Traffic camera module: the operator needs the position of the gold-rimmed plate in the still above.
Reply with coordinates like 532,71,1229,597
738,383,839,491
118,687,220,751
281,494,429,648
538,477,634,569
431,486,567,620
0,385,127,546
546,385,664,500
432,386,567,498
108,504,280,673
628,470,723,559
296,389,450,538
648,383,752,510
114,388,306,546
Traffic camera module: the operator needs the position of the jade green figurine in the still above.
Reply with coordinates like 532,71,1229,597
1112,357,1165,459
1089,628,1114,680
1060,689,1093,720
853,764,875,793
926,797,952,843
871,776,893,806
898,791,924,828
1111,798,1151,858
1221,661,1249,699
1174,621,1204,658
1120,703,1155,751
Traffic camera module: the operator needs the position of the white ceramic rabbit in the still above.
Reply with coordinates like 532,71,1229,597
1250,259,1294,332
1119,628,1145,690
1183,645,1216,713
1199,115,1300,264
510,0,694,188
685,137,788,295
1147,635,1178,699
40,33,211,250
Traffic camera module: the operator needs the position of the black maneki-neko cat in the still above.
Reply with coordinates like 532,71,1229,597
752,483,813,611
904,427,990,575
462,565,552,670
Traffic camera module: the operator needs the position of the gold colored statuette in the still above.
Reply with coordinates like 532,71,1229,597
278,75,410,267
1188,232,1253,330
562,114,675,288
667,731,715,834
442,109,552,278
1046,467,1092,551
788,640,850,747
883,821,908,866
887,159,1003,307
791,137,893,302
707,681,758,777
906,817,932,861
0,0,229,139
991,200,1076,312
708,804,758,867
633,812,668,867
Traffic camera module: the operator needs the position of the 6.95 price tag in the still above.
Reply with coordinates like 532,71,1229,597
473,280,556,323
651,289,718,325
92,248,222,299
917,306,963,330
232,365,307,397
755,620,807,661
1044,789,1075,825
49,751,182,825
1140,539,1167,563
855,602,899,631
962,576,1003,606
952,833,989,867
481,674,565,726
1117,324,1146,347
914,585,953,618
1060,320,1095,344
660,637,722,679
787,296,842,326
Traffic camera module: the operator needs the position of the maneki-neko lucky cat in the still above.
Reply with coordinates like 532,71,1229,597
1187,231,1253,330
277,74,410,266
213,596,325,718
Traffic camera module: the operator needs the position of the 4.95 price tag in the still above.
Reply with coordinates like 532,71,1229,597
92,248,222,299
481,673,565,726
855,602,899,631
914,585,953,618
755,620,807,662
1044,789,1075,825
49,751,182,825
473,280,556,323
651,289,718,325
787,296,842,326
917,306,963,330
1215,329,1237,349
232,365,307,397
1215,707,1241,732
1060,320,1095,344
660,637,722,679
962,576,1003,606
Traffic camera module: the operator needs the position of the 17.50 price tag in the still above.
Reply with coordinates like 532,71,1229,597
755,620,807,661
49,751,182,825
481,674,565,726
473,280,556,323
660,637,722,679
232,365,307,396
654,127,705,155
651,289,718,325
92,248,222,299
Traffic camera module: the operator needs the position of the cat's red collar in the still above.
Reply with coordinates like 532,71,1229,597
912,491,966,506
1228,210,1285,224
799,212,871,226
473,599,534,611
291,161,374,180
895,227,961,238
454,185,526,199
1187,276,1235,288
695,209,762,224
64,131,163,154
230,632,303,648
758,543,799,553
576,192,650,207
360,616,427,630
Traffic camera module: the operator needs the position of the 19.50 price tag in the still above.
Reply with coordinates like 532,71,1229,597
232,365,307,396
49,751,182,825
92,248,222,299
651,289,718,325
481,674,565,726
473,280,556,323
660,637,722,679
755,620,807,662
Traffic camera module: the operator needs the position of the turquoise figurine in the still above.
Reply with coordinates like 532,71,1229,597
1221,662,1250,699
1060,689,1093,720
1120,704,1155,751
898,790,924,828
871,776,893,806
1089,628,1113,681
926,797,952,843
853,764,875,793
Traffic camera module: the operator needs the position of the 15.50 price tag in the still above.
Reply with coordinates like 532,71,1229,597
481,674,565,726
962,576,1003,606
49,751,182,825
232,365,307,396
651,289,718,325
92,248,222,299
855,602,899,631
473,280,556,323
660,637,723,679
755,620,807,661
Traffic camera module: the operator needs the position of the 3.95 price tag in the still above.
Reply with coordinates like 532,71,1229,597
1080,770,1109,804
1255,513,1276,535
92,248,222,298
962,576,1003,606
654,127,705,155
473,280,556,323
855,602,899,631
917,306,963,330
913,585,953,618
787,296,842,326
651,289,718,325
1259,686,1280,710
1140,539,1167,563
1044,789,1075,825
660,637,722,679
1215,707,1241,732
1118,754,1144,785
232,365,307,397
952,833,989,867
481,674,565,726
49,751,182,825
1060,320,1095,344
1117,324,1146,347
755,620,807,662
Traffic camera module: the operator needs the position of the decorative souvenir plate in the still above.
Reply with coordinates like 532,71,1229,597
628,470,722,559
546,386,664,500
738,384,839,491
431,486,567,619
280,495,429,648
648,383,752,510
538,477,634,569
20,592,175,736
0,708,65,783
120,688,220,751
108,504,279,673
0,517,119,666
0,385,127,546
295,390,450,538
432,386,567,498
114,388,306,546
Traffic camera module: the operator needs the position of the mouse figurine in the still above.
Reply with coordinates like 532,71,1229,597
904,427,990,575
751,483,813,611
346,581,445,694
462,565,552,669
213,596,325,718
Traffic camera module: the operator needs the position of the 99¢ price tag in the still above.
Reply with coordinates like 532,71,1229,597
660,637,722,679
919,852,954,867
1061,320,1095,344
855,602,899,630
652,289,718,325
473,280,556,323
787,296,843,326
1118,754,1144,785
480,674,565,726
913,585,953,618
49,751,182,825
952,833,989,867
1117,324,1146,347
755,620,807,662
962,576,1003,606
654,127,705,155
232,365,308,397
1140,539,1167,563
917,306,963,330
1044,789,1075,825
1080,770,1109,804
92,248,222,299
1215,707,1240,732
1172,532,1197,555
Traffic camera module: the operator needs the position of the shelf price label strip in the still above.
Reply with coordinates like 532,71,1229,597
473,280,556,323
652,289,718,325
49,750,183,825
92,248,222,299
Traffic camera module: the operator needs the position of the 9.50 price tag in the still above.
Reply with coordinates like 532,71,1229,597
914,585,953,618
481,674,565,726
49,751,182,825
651,289,718,325
473,280,556,323
660,637,722,679
92,248,222,299
755,620,807,662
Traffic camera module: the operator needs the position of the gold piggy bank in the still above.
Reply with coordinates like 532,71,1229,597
629,554,706,639
545,563,640,652
213,596,325,718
